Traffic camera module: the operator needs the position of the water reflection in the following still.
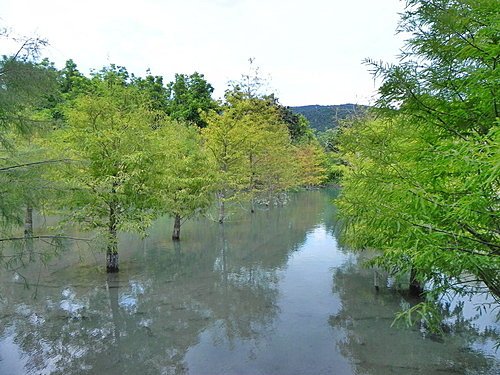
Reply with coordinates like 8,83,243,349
329,254,499,375
0,190,498,375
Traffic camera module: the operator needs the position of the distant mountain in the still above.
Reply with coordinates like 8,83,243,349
290,104,368,132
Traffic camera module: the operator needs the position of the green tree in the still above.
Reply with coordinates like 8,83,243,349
59,59,86,94
317,128,346,183
269,97,314,143
202,93,298,221
133,71,169,113
294,140,328,188
50,69,160,272
202,100,249,223
165,72,217,128
153,122,215,240
337,0,500,315
0,32,60,263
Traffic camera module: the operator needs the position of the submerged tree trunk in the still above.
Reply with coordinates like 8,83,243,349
218,191,225,224
373,269,380,292
409,266,424,297
24,203,34,257
106,201,119,273
172,214,181,241
24,203,33,238
250,153,256,214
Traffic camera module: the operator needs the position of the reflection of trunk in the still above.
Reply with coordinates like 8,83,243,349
107,272,122,368
409,266,423,297
174,239,182,259
220,224,228,285
106,199,119,273
172,214,181,241
24,203,33,238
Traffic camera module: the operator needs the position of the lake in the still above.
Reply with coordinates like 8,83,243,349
0,190,498,374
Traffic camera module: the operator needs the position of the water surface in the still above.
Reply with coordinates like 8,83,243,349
0,190,498,374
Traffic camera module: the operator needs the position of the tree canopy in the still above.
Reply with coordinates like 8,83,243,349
336,0,500,314
165,72,217,128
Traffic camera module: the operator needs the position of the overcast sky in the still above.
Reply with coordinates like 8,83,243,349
1,0,407,106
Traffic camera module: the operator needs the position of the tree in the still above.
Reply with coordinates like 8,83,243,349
337,0,500,317
270,97,314,143
59,59,86,94
238,97,298,210
153,122,215,240
0,31,61,268
133,71,169,113
294,140,328,188
165,72,217,128
316,128,344,183
0,55,57,144
202,99,250,223
49,68,160,272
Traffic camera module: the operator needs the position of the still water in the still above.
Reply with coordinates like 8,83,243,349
0,190,498,374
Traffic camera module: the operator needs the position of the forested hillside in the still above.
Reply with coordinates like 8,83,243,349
290,104,367,131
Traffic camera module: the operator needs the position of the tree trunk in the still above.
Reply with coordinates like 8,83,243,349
24,203,34,257
107,251,119,273
24,203,33,238
373,269,380,292
172,214,181,241
409,266,424,297
218,192,225,224
106,201,119,273
250,153,256,213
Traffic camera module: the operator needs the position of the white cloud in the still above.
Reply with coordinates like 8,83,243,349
1,0,406,105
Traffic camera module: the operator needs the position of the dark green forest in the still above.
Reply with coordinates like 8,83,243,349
291,104,368,131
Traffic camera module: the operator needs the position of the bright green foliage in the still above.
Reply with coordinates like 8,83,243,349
337,0,500,309
241,98,298,207
316,128,344,183
0,49,58,238
0,35,64,270
165,72,217,128
153,122,215,239
294,140,328,188
202,95,297,221
202,100,251,222
49,73,160,269
0,57,58,145
339,117,499,298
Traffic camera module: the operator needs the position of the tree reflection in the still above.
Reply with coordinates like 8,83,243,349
0,190,332,374
329,254,499,375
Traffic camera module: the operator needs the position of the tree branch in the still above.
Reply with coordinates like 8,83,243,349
0,159,73,172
